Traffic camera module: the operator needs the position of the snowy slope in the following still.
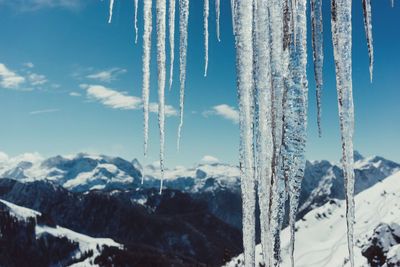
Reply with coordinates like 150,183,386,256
0,199,122,267
224,171,400,267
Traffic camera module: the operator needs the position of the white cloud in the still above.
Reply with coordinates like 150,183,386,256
203,104,239,124
201,155,219,164
81,84,177,117
23,62,34,68
0,63,26,89
69,92,81,97
0,0,84,11
29,109,59,115
28,73,47,85
86,68,127,83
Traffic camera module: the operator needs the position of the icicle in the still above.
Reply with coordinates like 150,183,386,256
267,0,288,264
169,0,176,90
216,0,221,42
391,0,394,7
234,1,256,266
284,0,308,265
177,0,190,151
254,0,273,265
204,0,209,77
108,0,115,23
311,0,324,137
231,0,236,34
134,0,139,44
142,0,152,157
362,0,374,82
331,0,355,266
156,0,167,193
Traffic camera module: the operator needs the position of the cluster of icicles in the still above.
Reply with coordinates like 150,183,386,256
107,0,391,266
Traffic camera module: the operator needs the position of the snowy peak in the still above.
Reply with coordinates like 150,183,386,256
225,170,400,266
0,153,142,192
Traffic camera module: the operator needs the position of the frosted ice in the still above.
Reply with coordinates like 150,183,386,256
169,0,176,90
234,1,256,266
331,0,356,266
284,0,308,265
268,0,287,264
254,0,273,265
204,0,209,77
230,0,236,34
108,0,115,24
216,0,221,42
142,0,153,157
134,0,139,44
362,0,374,82
311,0,324,137
156,0,167,193
177,0,189,151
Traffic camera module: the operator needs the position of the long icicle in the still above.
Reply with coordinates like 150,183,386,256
134,0,139,44
285,0,308,265
268,0,287,265
108,0,115,23
177,0,190,151
311,0,324,137
169,0,176,90
216,0,221,42
156,0,167,193
204,0,209,77
254,0,273,265
362,0,374,82
331,0,355,266
234,0,256,266
142,0,152,157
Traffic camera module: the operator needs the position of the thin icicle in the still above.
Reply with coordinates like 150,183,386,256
142,0,152,157
391,0,394,7
204,0,209,77
362,0,374,82
108,0,115,23
177,0,190,151
284,0,308,265
331,0,355,266
169,0,176,90
234,1,256,266
156,0,167,193
230,0,236,34
254,0,273,265
216,0,221,42
311,0,324,137
134,0,139,44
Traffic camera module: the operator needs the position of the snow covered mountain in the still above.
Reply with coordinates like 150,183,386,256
0,198,122,267
224,170,400,267
0,151,398,230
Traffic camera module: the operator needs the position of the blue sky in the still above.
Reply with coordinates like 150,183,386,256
0,0,398,167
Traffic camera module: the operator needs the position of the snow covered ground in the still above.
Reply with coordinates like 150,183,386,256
0,199,122,267
225,170,400,267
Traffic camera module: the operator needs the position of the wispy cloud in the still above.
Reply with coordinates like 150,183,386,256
203,104,239,124
29,108,59,115
23,62,34,68
81,84,177,117
69,92,81,97
201,155,219,164
28,73,47,85
86,68,127,83
0,0,84,11
0,63,26,89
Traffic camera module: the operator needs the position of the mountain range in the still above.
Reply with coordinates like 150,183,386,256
0,151,399,266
